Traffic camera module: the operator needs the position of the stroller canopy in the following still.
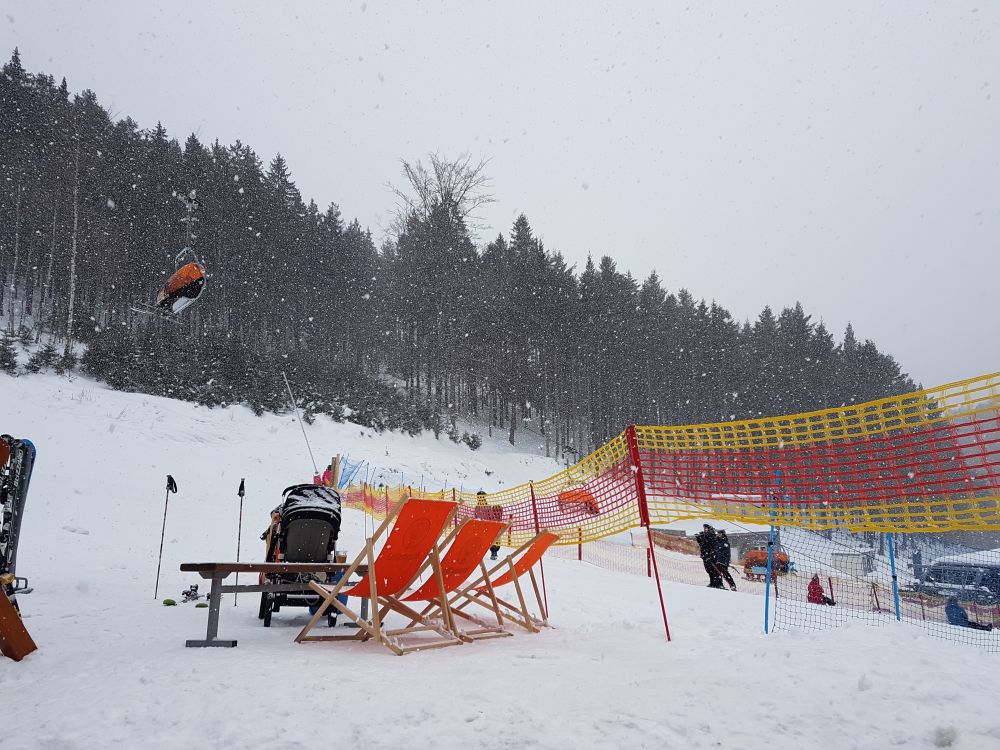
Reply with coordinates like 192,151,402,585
280,484,342,527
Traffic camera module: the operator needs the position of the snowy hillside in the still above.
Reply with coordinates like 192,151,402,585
3,374,1000,749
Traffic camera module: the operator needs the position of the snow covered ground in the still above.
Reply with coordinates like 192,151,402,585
4,374,1000,749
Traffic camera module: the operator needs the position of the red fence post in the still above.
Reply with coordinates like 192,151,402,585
625,425,671,641
577,528,582,561
529,481,549,615
647,547,652,578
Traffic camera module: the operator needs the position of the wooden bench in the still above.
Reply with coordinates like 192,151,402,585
179,562,368,648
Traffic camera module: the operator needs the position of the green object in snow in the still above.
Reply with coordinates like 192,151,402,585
195,602,208,608
162,598,177,606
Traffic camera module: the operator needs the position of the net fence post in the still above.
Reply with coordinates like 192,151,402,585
625,425,671,641
529,481,549,616
764,469,782,634
887,532,901,621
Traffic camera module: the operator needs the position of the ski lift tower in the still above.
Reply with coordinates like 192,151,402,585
175,190,202,265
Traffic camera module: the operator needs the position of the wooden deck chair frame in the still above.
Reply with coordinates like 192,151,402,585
448,531,558,633
387,518,512,643
295,498,459,655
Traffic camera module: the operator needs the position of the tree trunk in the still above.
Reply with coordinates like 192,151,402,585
8,175,23,331
65,139,81,354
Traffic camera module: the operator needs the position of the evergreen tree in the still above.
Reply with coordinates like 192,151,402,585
0,335,17,374
0,52,920,450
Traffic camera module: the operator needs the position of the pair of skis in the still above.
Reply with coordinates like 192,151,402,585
0,435,35,614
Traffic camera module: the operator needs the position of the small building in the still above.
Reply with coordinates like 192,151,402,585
648,524,772,561
649,528,698,555
830,551,875,578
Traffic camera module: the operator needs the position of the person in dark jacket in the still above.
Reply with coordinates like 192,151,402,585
945,597,993,631
477,490,502,560
715,529,737,591
694,524,723,588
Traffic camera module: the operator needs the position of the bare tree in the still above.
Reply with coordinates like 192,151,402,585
389,152,494,235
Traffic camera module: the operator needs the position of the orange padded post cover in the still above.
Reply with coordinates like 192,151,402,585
0,589,37,662
557,488,599,514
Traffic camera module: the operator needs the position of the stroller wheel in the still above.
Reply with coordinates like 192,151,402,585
258,592,268,620
262,594,273,627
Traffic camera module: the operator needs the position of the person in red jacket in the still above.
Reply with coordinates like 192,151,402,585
808,574,836,606
313,463,333,486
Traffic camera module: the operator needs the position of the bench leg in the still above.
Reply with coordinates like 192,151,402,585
343,592,371,629
186,574,237,647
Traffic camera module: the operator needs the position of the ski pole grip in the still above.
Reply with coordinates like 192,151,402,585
166,475,178,494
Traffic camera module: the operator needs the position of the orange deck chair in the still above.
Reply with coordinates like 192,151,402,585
384,518,511,643
295,497,458,655
449,531,559,633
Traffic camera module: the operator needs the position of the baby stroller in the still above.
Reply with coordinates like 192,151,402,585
258,484,342,627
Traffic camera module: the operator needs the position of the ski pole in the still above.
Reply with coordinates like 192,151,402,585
235,478,245,606
154,475,178,600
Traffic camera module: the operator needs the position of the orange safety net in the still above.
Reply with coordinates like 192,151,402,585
343,371,1000,545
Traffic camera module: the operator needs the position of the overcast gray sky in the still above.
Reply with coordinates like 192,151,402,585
4,2,998,388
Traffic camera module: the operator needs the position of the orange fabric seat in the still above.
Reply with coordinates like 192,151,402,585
340,502,456,600
477,532,558,591
295,498,459,655
403,519,507,602
451,531,559,633
386,519,513,642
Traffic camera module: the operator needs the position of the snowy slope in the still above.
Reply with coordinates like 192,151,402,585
3,374,1000,749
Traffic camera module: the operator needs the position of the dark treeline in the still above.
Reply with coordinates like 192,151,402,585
0,50,917,459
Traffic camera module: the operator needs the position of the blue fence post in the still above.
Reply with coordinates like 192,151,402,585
887,532,901,621
764,521,776,633
764,469,782,634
